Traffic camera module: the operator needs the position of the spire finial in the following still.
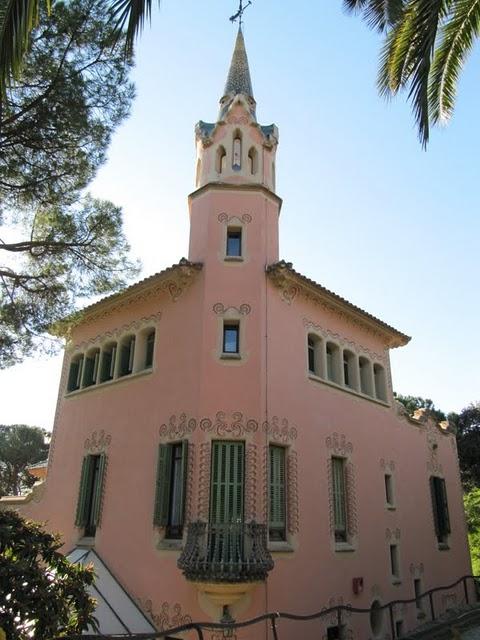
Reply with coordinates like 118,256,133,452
229,1,252,28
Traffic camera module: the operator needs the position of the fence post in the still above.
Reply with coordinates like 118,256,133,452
428,591,435,621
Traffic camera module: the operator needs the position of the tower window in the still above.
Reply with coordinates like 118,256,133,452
248,147,257,175
226,228,242,257
390,544,400,580
223,322,239,354
385,474,395,507
216,146,226,173
232,132,242,170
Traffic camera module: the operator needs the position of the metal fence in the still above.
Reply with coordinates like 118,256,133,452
63,574,480,640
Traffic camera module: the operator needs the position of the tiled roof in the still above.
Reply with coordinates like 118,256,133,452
267,261,410,347
223,27,254,100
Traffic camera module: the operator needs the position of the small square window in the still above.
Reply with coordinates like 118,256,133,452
226,229,242,257
223,323,239,354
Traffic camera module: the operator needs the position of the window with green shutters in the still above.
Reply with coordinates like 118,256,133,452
75,453,106,537
269,445,287,541
67,354,84,392
100,342,117,382
331,457,348,542
153,441,188,539
210,441,244,524
430,476,451,544
119,335,135,377
83,349,100,387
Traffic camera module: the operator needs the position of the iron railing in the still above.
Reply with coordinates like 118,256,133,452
177,520,274,583
66,574,480,640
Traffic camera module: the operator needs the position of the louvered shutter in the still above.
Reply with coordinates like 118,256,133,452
269,446,286,537
153,444,172,526
67,361,79,392
439,478,451,534
178,440,188,524
430,476,441,538
91,454,106,527
75,456,93,526
210,442,244,524
332,457,347,538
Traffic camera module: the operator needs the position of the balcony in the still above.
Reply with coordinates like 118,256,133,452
178,521,273,609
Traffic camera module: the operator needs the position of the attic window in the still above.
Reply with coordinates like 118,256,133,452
216,146,226,174
232,132,242,170
248,147,257,175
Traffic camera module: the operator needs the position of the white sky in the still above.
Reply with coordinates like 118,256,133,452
1,1,479,429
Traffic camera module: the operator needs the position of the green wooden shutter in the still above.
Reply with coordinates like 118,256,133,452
210,441,244,524
75,456,93,526
269,446,286,537
67,361,79,392
439,478,451,534
332,457,347,537
91,454,106,527
178,440,188,525
153,444,172,526
430,476,441,538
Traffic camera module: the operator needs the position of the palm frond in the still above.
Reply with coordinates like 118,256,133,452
429,0,480,124
109,0,160,57
0,0,42,99
343,0,406,30
378,3,419,94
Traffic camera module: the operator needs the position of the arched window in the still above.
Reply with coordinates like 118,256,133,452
308,336,316,374
67,354,84,392
232,131,242,170
374,363,387,401
100,342,117,383
144,329,155,369
83,348,100,388
359,356,373,396
119,335,135,377
307,334,324,377
216,146,226,174
343,350,358,390
326,342,341,383
248,147,257,175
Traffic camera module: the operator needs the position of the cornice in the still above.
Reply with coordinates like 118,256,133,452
53,259,202,337
188,182,283,212
267,261,410,349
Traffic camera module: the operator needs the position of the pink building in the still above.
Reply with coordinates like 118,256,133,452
3,29,472,639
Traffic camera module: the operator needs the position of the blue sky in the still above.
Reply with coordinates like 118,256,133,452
1,0,479,428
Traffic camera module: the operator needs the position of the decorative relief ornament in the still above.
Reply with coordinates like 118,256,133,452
140,600,192,631
385,528,401,541
84,429,111,452
325,432,353,456
287,450,300,534
73,312,162,352
159,414,197,440
380,459,396,472
217,212,252,224
263,416,297,443
200,411,258,438
212,303,251,316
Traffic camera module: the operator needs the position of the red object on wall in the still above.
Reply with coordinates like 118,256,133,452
352,577,364,595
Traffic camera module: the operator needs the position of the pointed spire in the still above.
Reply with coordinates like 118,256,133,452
223,27,254,100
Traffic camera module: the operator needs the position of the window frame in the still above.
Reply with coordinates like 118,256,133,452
226,228,242,258
331,456,348,544
222,322,240,355
153,440,188,540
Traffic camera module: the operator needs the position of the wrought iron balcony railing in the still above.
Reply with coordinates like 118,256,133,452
178,521,274,583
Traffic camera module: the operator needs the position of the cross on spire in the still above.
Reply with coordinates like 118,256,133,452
229,0,252,27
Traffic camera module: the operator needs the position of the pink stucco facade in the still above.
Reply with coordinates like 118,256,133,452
6,28,472,640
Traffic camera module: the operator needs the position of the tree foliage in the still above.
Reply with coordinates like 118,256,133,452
451,403,480,489
0,425,49,496
344,0,480,145
0,0,139,367
0,509,97,639
464,487,480,574
394,392,447,422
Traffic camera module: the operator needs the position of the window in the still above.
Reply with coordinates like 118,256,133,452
390,544,400,580
248,147,257,175
385,474,394,507
144,330,155,368
210,441,244,525
308,336,316,374
327,626,345,640
75,454,106,537
331,457,347,543
414,578,423,611
67,354,84,392
232,132,242,170
430,476,451,544
226,228,242,257
326,342,340,383
100,342,117,382
359,356,373,395
374,363,387,401
395,620,404,638
83,349,100,388
269,445,286,541
216,146,226,173
223,322,239,354
153,441,188,539
370,600,384,638
343,350,357,389
119,335,135,377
